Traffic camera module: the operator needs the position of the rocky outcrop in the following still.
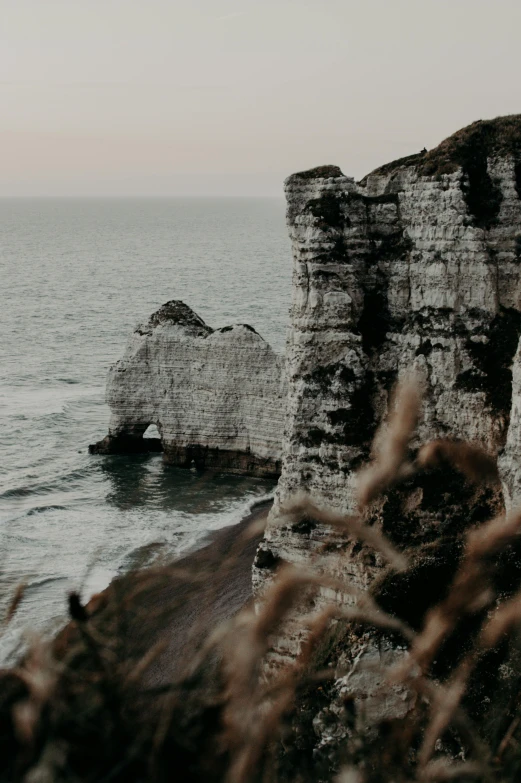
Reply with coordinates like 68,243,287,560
90,301,286,477
254,116,521,668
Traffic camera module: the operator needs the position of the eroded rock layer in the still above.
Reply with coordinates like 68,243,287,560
90,301,286,477
254,115,521,668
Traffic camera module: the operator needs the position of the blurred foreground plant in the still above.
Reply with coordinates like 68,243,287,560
2,380,521,782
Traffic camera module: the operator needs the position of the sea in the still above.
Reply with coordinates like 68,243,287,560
0,197,291,663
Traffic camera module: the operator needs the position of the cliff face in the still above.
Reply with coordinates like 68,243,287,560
254,116,521,666
90,301,286,477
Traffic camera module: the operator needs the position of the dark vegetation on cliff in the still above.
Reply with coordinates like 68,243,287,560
293,116,521,187
292,115,521,234
367,114,521,179
148,300,211,332
4,383,521,781
366,114,521,230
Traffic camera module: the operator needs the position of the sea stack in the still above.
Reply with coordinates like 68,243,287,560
90,300,286,477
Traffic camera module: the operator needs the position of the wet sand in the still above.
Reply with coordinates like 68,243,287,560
141,499,272,684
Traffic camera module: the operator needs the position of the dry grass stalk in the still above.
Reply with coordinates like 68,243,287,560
480,591,521,648
282,495,408,572
335,768,365,783
5,583,26,625
11,641,57,750
466,511,521,560
496,715,521,762
417,657,476,770
356,376,421,507
417,440,499,485
420,759,484,781
303,603,414,649
405,511,521,677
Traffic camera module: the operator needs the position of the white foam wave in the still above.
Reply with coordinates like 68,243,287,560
0,385,101,418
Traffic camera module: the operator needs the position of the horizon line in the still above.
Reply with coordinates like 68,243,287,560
0,193,286,200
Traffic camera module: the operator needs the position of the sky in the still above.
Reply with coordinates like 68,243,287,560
2,0,521,196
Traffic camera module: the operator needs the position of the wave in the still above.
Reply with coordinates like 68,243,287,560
26,505,67,516
97,493,275,583
246,492,274,513
0,384,102,418
0,504,68,525
0,485,36,499
0,465,95,500
117,541,168,573
24,574,71,592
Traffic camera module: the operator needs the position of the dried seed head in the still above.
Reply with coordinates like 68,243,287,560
282,494,408,572
466,511,521,559
13,700,38,745
5,583,26,624
481,594,521,648
357,376,421,507
417,439,499,484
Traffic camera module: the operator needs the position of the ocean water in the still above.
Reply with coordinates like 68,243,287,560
0,197,291,662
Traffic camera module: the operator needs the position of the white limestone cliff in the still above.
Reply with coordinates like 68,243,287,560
90,301,286,477
253,116,521,676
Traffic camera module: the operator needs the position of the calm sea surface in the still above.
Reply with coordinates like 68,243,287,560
0,198,291,661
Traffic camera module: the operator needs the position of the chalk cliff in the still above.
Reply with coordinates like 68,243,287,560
90,301,285,477
253,116,521,670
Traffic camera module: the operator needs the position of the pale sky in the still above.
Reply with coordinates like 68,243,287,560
2,0,521,196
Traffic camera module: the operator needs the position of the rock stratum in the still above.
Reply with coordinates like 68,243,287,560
90,301,285,477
